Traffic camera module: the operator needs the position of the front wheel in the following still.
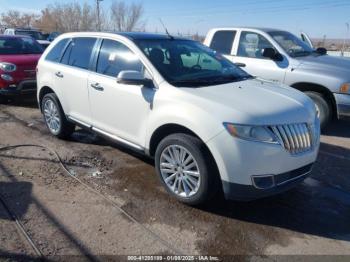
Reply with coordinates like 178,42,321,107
42,93,75,139
304,91,331,129
155,133,219,205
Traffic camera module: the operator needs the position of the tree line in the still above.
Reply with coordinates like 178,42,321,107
0,1,145,33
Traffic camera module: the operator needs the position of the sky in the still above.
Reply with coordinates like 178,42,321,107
1,0,350,39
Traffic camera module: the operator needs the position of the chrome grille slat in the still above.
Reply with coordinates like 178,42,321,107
277,126,291,151
300,124,309,148
271,123,314,155
294,124,304,150
284,125,296,153
289,125,300,152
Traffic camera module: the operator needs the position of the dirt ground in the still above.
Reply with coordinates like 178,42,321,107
0,96,349,261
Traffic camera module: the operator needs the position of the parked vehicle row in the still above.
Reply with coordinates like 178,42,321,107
36,32,320,205
204,27,350,128
2,26,348,204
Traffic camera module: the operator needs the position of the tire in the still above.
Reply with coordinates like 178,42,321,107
155,133,220,205
41,93,75,139
304,91,331,129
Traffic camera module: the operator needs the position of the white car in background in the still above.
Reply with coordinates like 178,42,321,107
37,32,320,205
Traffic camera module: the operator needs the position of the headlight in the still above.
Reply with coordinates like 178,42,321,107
224,123,279,144
0,62,16,72
340,83,350,94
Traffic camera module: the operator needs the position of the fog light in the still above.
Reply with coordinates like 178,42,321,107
252,175,275,189
1,74,13,82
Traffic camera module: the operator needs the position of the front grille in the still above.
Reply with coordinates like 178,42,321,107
270,123,314,155
20,82,36,91
23,69,36,78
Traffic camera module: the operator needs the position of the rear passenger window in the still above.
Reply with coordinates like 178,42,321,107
61,37,96,69
45,38,69,62
210,30,236,55
96,39,143,77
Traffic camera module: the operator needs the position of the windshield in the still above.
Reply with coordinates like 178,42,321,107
269,31,314,57
0,37,43,55
135,39,252,87
15,30,45,40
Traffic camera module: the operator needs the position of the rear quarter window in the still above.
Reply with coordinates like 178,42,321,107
209,30,236,55
45,39,69,63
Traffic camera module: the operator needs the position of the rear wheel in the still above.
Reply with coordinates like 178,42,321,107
42,93,75,139
304,91,331,129
155,133,219,205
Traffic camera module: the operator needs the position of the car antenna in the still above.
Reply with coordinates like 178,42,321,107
159,18,174,40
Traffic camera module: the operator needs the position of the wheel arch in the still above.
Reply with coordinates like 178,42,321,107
148,124,202,157
38,86,55,112
149,123,223,199
291,82,337,118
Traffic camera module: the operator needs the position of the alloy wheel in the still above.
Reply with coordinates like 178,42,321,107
159,145,201,198
43,99,61,134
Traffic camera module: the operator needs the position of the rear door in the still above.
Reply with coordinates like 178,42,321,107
55,37,97,124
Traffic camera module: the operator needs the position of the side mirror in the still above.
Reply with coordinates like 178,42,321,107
262,48,283,61
117,70,153,86
316,47,327,55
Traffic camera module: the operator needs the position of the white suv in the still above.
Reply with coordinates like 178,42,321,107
37,32,320,205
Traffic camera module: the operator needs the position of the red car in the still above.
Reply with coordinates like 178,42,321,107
0,35,43,102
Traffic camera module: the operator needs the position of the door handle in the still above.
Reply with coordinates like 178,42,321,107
234,62,246,68
55,72,64,78
91,83,104,91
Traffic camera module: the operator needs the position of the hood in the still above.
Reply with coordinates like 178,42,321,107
296,54,350,77
179,79,316,126
0,54,41,70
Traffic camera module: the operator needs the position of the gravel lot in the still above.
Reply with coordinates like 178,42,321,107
0,96,349,260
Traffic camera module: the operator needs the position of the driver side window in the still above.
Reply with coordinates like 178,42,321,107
96,39,143,77
237,32,275,59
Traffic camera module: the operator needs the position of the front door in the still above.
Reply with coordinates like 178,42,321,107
230,31,288,83
88,38,154,147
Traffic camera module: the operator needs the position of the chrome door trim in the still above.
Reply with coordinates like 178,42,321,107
67,116,144,151
67,116,91,129
92,127,144,151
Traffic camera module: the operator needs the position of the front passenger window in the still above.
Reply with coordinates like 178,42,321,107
237,32,275,59
96,39,143,77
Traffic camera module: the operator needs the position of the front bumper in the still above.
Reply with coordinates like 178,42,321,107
334,93,350,119
0,80,37,96
206,129,319,200
222,164,313,201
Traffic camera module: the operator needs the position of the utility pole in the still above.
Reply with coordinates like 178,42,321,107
96,0,103,31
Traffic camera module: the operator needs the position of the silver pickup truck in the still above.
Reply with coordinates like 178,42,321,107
204,27,350,128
